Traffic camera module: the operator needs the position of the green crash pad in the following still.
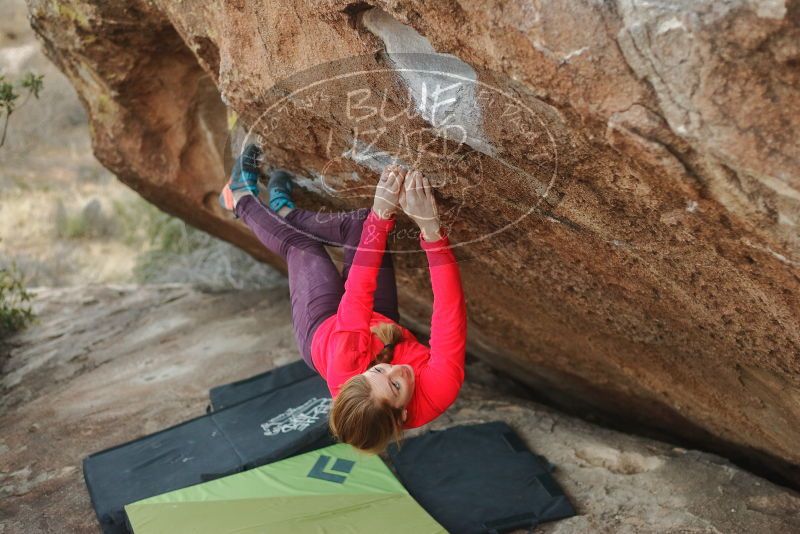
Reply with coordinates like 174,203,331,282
125,444,444,534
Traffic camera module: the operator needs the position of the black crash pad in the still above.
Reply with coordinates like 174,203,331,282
83,362,333,534
208,359,317,411
387,421,575,534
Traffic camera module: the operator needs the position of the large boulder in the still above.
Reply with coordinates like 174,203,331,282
25,0,800,484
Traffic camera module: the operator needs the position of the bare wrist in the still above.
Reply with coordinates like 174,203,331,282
372,206,395,220
420,224,442,242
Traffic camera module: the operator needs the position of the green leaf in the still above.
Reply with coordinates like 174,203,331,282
0,80,19,113
20,72,44,99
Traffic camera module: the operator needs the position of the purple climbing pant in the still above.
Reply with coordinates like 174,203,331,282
235,195,399,371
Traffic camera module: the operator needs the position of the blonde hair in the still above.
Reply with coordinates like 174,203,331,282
329,322,405,454
369,322,403,365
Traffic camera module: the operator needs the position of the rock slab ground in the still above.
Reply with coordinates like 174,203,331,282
1,285,798,533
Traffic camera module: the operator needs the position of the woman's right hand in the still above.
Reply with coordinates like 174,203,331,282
372,165,405,220
399,170,442,242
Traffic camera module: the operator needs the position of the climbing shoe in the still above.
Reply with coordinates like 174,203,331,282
267,169,296,212
219,143,263,214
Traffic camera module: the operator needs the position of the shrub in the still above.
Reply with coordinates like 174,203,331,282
1,71,44,148
54,199,116,240
112,196,200,251
0,265,35,339
112,196,282,289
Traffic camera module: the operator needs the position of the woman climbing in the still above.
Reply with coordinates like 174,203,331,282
219,144,467,454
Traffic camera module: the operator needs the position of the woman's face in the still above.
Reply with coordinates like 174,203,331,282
362,363,415,415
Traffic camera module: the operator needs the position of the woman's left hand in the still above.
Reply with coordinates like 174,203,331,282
372,164,405,219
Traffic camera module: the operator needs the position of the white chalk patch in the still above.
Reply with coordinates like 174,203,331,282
295,173,328,195
361,8,496,157
685,200,699,213
343,138,396,171
656,17,686,35
561,46,589,63
741,238,800,267
752,0,786,19
531,40,558,62
756,172,800,202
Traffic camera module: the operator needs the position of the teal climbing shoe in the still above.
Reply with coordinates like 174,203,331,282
267,170,296,212
219,144,263,213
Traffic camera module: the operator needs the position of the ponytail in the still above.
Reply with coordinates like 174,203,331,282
369,322,403,366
